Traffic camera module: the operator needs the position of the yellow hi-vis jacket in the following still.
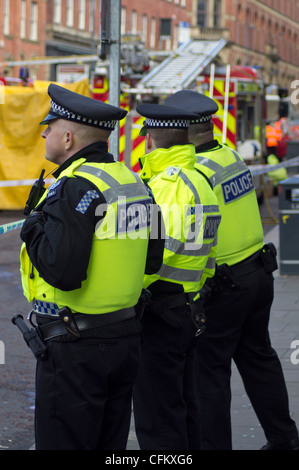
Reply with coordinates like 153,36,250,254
20,158,152,314
195,144,264,266
140,144,221,293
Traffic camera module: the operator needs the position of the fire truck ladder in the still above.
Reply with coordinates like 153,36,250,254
208,62,231,145
135,39,227,95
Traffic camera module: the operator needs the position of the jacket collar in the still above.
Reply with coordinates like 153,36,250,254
53,141,114,178
195,139,220,153
140,144,196,181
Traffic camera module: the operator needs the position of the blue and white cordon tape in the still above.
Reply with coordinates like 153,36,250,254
0,219,25,235
0,158,299,235
0,177,54,236
250,155,299,176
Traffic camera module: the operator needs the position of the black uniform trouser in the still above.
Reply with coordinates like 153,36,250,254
35,328,140,450
196,264,298,450
133,302,201,450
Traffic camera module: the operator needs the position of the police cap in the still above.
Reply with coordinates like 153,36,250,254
137,103,199,136
164,90,218,124
40,84,127,130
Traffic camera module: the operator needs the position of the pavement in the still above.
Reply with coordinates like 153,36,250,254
126,222,299,451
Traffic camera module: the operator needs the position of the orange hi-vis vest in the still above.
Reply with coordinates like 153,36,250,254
266,124,278,147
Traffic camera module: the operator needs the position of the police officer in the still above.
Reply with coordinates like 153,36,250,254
266,120,279,155
165,90,299,450
132,103,221,449
19,84,164,450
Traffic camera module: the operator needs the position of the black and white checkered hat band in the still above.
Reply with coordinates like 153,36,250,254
50,100,117,129
190,114,212,124
144,118,189,129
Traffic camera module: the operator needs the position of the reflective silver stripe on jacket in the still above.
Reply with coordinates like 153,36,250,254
204,205,219,213
177,171,201,205
196,148,247,187
75,164,149,203
157,169,217,282
164,237,216,257
163,170,204,257
157,257,216,283
205,257,216,270
157,265,205,282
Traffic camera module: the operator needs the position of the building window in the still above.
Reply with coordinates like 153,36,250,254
197,0,207,27
142,14,148,45
88,0,96,34
30,2,38,41
132,10,137,34
150,18,156,49
121,7,126,35
78,0,85,30
20,0,26,38
160,18,172,38
181,0,186,6
66,0,74,27
53,0,61,24
4,0,10,35
173,24,178,48
214,0,221,27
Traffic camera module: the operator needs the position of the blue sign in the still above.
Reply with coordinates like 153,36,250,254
222,169,254,204
117,199,152,233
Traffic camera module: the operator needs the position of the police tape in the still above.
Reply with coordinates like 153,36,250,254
0,178,55,188
0,219,24,235
250,155,299,176
1,156,299,236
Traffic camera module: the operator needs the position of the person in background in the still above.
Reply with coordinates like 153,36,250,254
266,121,278,156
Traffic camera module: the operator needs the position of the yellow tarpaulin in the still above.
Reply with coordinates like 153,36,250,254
0,78,91,210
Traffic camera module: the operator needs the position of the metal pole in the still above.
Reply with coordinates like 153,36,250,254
108,0,121,160
90,0,96,64
209,63,215,99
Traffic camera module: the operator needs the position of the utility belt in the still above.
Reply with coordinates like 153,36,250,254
33,306,137,341
12,305,138,361
202,243,278,294
11,289,153,360
148,292,206,337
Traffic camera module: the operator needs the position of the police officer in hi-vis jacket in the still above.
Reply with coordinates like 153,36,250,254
165,90,299,451
132,102,221,450
19,84,164,450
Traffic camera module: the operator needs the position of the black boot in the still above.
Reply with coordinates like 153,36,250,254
260,437,299,450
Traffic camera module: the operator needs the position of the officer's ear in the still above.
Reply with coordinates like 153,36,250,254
64,129,74,151
146,132,154,152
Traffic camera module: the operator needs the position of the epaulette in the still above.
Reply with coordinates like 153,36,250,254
160,166,182,182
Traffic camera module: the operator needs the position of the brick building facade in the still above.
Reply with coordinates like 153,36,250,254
0,0,298,90
191,0,299,89
0,0,47,80
120,0,193,51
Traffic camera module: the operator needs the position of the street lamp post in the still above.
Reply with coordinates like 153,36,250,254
108,0,121,161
